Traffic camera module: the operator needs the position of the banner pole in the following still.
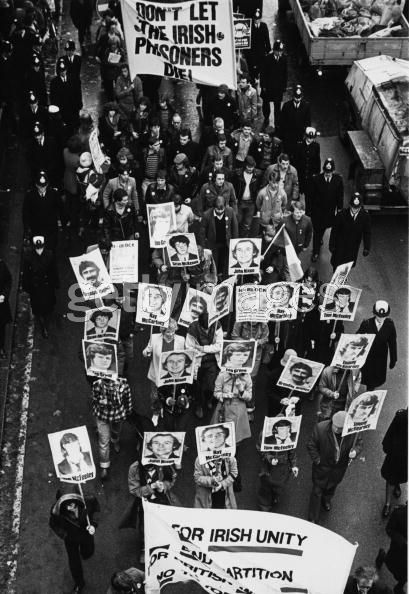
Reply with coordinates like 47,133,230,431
77,482,91,527
348,432,359,466
329,320,337,348
262,224,285,258
274,321,280,351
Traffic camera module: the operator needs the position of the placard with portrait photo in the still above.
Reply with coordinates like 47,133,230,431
84,307,120,342
136,283,173,328
165,232,199,267
219,339,257,374
157,349,195,387
70,249,114,300
195,421,236,465
321,284,362,322
141,431,186,466
265,282,298,322
208,281,234,326
260,416,302,452
277,355,324,393
236,285,267,323
48,425,96,483
178,288,212,328
342,390,387,437
331,333,375,370
109,240,139,283
147,202,176,248
228,237,262,276
82,339,118,379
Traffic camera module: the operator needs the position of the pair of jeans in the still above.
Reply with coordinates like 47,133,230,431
95,418,123,468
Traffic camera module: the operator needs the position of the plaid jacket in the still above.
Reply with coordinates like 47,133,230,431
91,378,132,422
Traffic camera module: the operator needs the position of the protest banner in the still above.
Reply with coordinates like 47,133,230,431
143,501,357,594
277,355,324,393
89,128,106,173
342,390,387,436
109,240,139,283
141,431,186,466
82,339,118,379
228,237,262,276
219,339,257,374
48,425,96,483
321,284,362,322
165,232,199,267
331,333,375,370
234,16,251,49
84,306,120,342
195,422,236,465
236,285,267,323
261,415,302,452
157,349,195,387
208,280,233,326
136,283,173,328
178,287,212,328
147,202,177,248
120,0,237,88
70,249,114,300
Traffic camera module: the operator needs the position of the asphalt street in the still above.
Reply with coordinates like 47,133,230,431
0,0,407,593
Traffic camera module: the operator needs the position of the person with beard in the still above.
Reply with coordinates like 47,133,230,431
199,195,238,278
186,312,223,419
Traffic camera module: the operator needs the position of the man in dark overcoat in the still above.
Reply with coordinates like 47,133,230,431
49,58,82,134
329,192,371,269
279,85,311,161
22,237,59,338
23,171,64,251
307,411,362,523
293,126,321,215
245,8,271,82
310,157,344,262
260,40,287,130
356,300,397,390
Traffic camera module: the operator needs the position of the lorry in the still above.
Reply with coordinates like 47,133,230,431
343,55,408,209
287,0,409,67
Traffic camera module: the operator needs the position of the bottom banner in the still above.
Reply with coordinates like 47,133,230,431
143,501,357,594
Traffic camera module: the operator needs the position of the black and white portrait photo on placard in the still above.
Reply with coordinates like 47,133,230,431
277,355,324,393
321,284,362,322
208,281,233,326
48,425,96,483
82,340,118,379
228,237,262,275
136,283,172,328
342,390,387,436
84,307,120,342
265,282,298,322
157,349,195,387
219,339,257,374
261,416,302,452
70,249,114,300
165,233,199,267
147,202,176,248
141,431,185,466
178,288,212,328
195,421,236,464
331,333,375,370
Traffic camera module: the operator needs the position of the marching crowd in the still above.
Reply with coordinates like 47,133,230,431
0,1,407,593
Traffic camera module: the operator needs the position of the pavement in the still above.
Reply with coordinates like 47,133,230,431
0,0,407,593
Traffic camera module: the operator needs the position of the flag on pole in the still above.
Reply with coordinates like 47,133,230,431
266,225,303,281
